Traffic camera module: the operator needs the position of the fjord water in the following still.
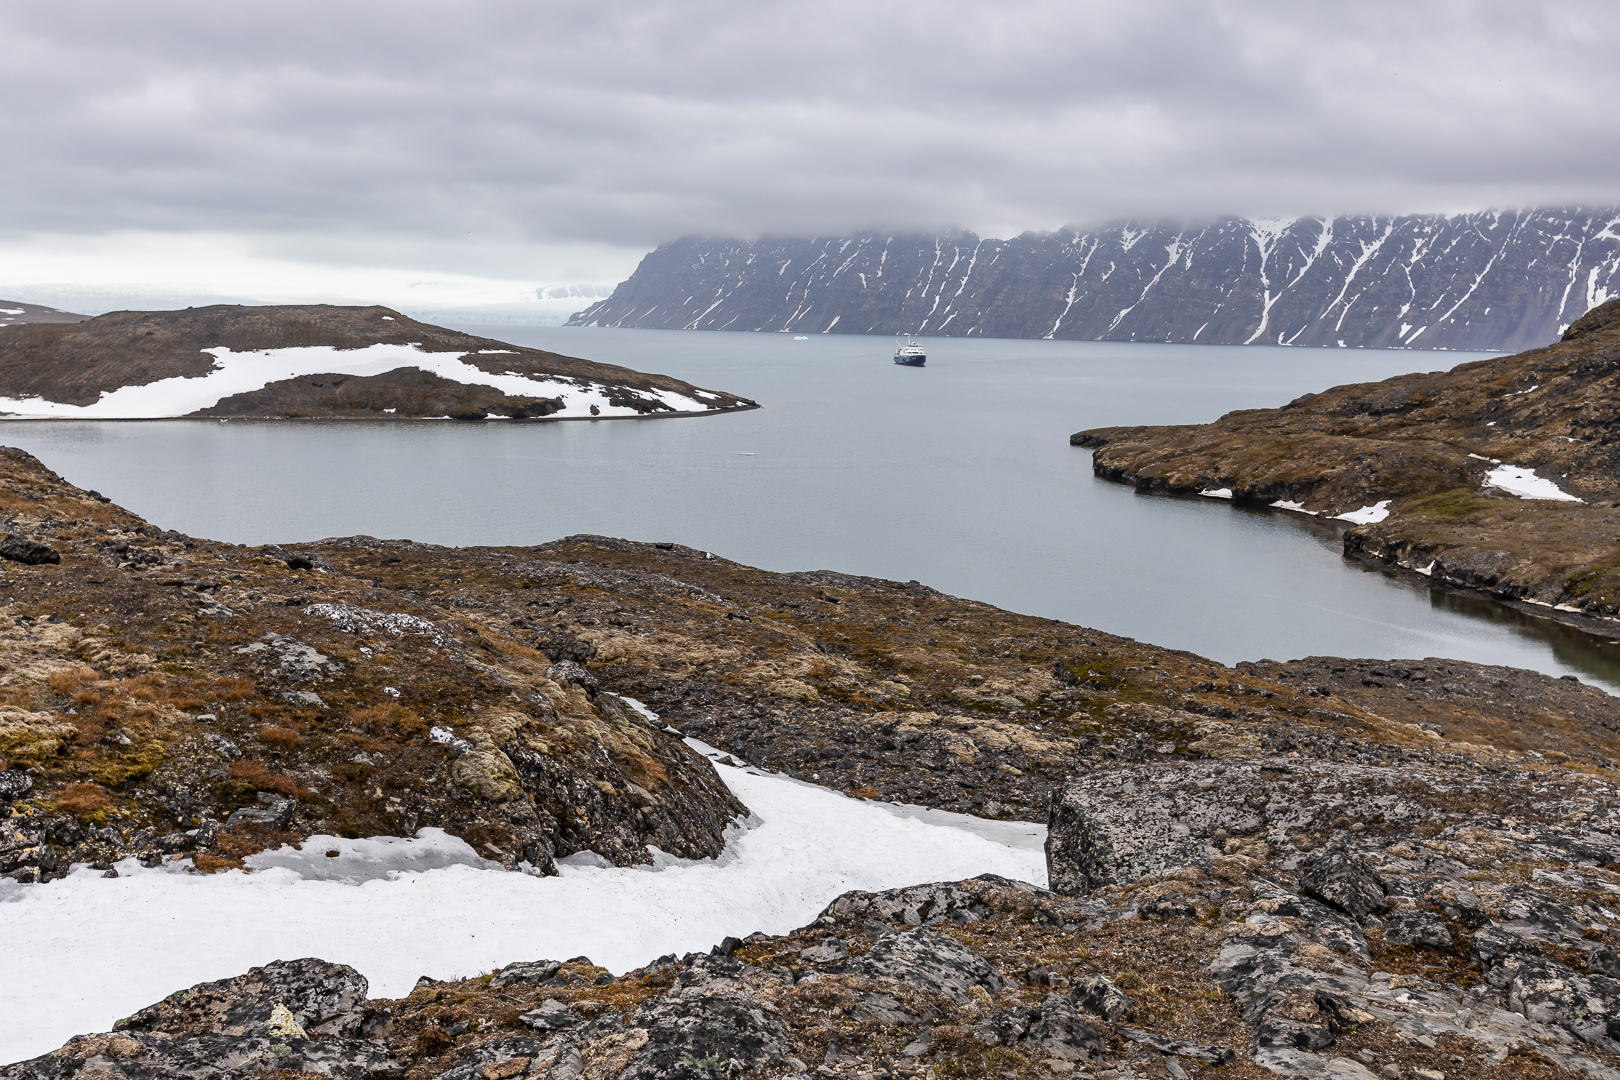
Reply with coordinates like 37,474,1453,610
6,328,1619,690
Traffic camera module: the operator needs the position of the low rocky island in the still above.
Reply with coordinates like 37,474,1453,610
0,299,89,330
0,304,755,420
1075,298,1620,628
4,445,1620,1076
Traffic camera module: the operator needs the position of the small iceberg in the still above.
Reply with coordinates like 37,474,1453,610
792,335,809,341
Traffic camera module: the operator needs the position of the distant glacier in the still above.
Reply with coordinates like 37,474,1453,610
569,210,1620,351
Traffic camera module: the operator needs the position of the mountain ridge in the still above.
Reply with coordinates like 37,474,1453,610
570,208,1620,352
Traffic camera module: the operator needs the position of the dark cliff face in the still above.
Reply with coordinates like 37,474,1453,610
569,209,1620,352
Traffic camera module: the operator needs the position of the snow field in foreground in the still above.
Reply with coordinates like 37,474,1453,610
0,343,713,419
0,751,1045,1065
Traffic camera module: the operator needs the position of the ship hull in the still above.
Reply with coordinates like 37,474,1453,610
893,354,926,366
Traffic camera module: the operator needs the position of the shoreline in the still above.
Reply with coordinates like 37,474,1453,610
1124,483,1620,655
0,402,762,423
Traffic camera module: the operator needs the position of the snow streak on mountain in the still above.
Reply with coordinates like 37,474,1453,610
569,210,1620,351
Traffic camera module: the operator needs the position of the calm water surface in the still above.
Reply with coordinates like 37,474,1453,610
8,328,1620,690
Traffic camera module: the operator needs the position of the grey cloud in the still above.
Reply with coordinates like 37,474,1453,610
1,0,1618,255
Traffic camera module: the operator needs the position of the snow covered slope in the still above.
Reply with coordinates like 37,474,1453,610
570,209,1620,352
0,343,714,419
0,304,754,419
0,750,1043,1064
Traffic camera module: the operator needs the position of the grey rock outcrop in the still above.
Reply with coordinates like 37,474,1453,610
1043,755,1620,1078
837,928,1007,1005
0,770,31,801
113,957,372,1039
1045,757,1620,896
1297,850,1388,921
0,958,398,1080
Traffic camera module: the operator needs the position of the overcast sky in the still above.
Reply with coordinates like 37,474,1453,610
3,0,1618,310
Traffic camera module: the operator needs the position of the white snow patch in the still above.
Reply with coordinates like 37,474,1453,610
1484,465,1583,502
1335,500,1392,525
0,343,713,419
1200,488,1233,499
0,750,1044,1064
619,696,658,721
0,308,23,316
1269,500,1317,516
427,725,472,755
1467,453,1502,464
1415,560,1436,577
245,828,504,881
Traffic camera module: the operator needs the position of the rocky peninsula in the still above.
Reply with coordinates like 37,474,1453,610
1075,297,1620,628
0,299,89,330
0,304,755,420
5,446,1620,1077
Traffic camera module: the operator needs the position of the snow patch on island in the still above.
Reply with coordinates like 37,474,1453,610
0,750,1043,1064
1335,500,1392,525
1484,464,1583,502
1269,500,1317,515
1199,487,1233,499
0,342,714,419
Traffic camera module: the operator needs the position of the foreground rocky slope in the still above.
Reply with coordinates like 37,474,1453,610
8,445,1620,1076
570,210,1620,350
1075,297,1620,624
0,448,746,877
0,304,754,419
15,755,1620,1080
3,443,1620,874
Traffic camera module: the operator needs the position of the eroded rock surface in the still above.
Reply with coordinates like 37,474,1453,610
1045,757,1620,1078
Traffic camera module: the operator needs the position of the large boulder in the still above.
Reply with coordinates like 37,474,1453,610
1043,757,1536,895
1297,849,1388,920
1045,762,1268,893
114,958,372,1039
